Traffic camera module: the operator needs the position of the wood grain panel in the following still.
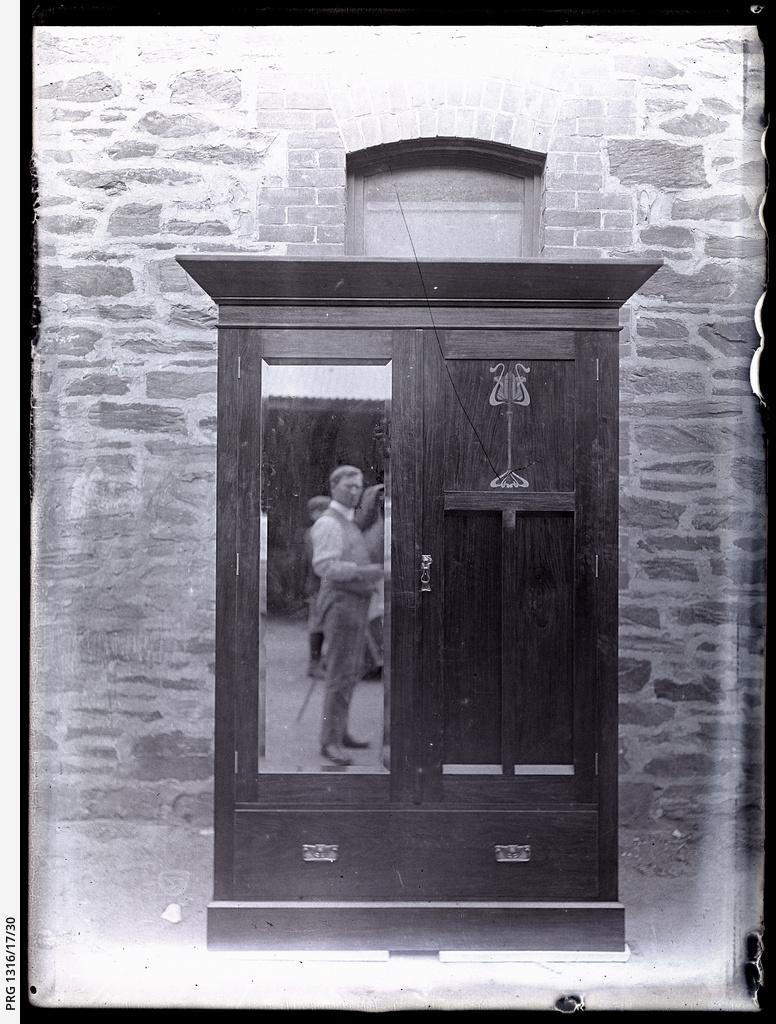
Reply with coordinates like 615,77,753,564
218,305,624,331
420,333,447,802
440,777,578,805
213,329,241,896
443,359,575,492
445,491,575,512
390,331,421,801
583,333,620,898
572,337,600,814
511,514,575,766
442,331,575,360
232,809,598,900
208,901,625,952
442,512,502,765
235,334,262,799
260,329,392,358
177,254,661,305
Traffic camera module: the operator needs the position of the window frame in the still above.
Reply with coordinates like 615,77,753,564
345,138,545,258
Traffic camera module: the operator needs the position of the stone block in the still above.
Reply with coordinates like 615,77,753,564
643,752,715,776
107,203,162,236
619,703,675,727
660,112,728,135
146,371,218,398
620,604,660,629
672,195,750,221
642,457,715,476
59,171,128,195
88,401,186,433
170,143,271,166
169,305,217,328
138,111,217,137
170,70,241,107
106,140,158,160
131,730,212,781
636,315,689,339
698,318,759,354
718,160,765,185
635,421,746,456
620,495,684,528
619,657,651,693
641,262,759,304
48,108,90,121
641,559,699,582
40,214,96,235
703,235,764,259
38,71,121,103
607,140,707,188
66,374,130,396
674,601,735,626
40,264,134,297
625,368,704,396
46,327,102,356
166,220,231,236
72,127,114,139
653,677,723,703
639,226,694,248
153,258,191,293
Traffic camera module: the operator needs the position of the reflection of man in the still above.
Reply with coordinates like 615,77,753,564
303,495,331,679
311,465,384,766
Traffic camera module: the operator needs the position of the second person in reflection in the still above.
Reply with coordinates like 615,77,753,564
310,464,385,767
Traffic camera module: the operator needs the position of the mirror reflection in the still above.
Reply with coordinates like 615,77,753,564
259,362,391,773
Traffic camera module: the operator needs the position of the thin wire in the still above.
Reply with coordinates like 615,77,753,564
387,164,501,479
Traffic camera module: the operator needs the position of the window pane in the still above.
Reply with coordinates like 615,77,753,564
259,362,391,774
363,165,524,258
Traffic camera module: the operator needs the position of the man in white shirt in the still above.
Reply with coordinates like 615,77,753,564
310,465,384,766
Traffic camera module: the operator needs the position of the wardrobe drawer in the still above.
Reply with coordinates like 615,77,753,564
233,809,598,900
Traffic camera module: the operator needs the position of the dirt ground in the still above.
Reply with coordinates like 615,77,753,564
27,811,760,1011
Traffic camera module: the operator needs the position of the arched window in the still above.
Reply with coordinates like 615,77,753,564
346,139,544,258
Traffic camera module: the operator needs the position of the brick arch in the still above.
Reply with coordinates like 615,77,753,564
327,76,561,156
343,136,545,256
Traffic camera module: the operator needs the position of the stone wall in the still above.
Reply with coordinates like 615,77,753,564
31,27,765,862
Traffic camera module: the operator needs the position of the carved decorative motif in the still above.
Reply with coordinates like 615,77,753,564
488,362,531,489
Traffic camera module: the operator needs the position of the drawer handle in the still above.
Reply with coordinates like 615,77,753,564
494,844,531,862
302,844,338,862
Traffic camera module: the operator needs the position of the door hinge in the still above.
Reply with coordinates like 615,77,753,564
234,750,239,775
595,357,600,382
595,752,599,776
237,354,241,379
595,553,599,578
236,551,240,577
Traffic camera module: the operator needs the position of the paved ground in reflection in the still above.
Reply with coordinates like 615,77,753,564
262,616,386,772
